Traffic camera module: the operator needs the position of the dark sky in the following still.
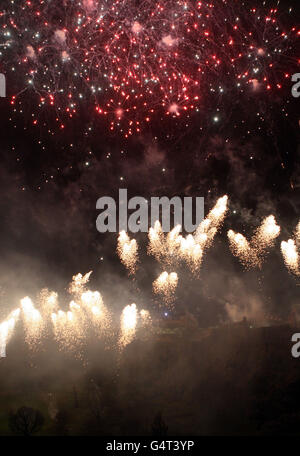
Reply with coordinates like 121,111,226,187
0,0,299,325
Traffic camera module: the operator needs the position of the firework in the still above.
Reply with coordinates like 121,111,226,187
20,297,44,349
194,195,228,245
50,274,93,353
119,303,138,348
295,221,300,243
51,307,85,353
39,289,58,318
227,230,254,268
153,271,178,305
173,195,228,272
177,234,203,273
117,230,139,275
81,290,111,335
148,221,167,263
1,1,297,135
0,309,20,357
140,309,152,328
68,271,93,296
52,275,112,352
253,215,281,250
0,268,150,356
0,200,298,358
147,195,228,273
281,221,300,276
281,240,299,276
228,215,280,268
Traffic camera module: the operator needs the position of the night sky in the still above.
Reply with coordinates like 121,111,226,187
0,0,299,326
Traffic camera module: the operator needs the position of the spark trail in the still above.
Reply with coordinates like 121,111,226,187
228,215,280,269
1,1,297,135
281,221,300,276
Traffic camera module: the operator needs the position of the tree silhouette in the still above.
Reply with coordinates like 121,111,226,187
9,406,44,436
151,411,168,436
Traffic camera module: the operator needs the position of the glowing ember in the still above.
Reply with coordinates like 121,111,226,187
1,1,296,136
117,231,139,275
